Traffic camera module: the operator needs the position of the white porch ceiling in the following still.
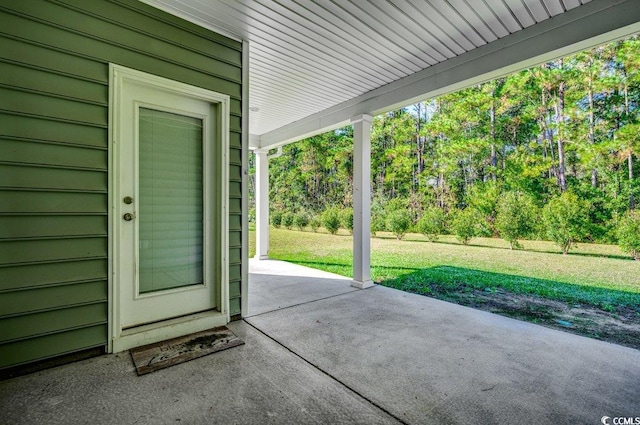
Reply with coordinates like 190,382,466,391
141,0,640,148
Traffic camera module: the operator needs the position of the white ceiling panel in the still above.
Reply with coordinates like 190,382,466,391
141,0,606,138
526,0,552,21
502,0,537,28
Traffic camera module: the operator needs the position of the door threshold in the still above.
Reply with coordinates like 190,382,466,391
111,310,228,353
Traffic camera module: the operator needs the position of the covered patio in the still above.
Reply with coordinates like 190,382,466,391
1,259,638,424
1,1,639,421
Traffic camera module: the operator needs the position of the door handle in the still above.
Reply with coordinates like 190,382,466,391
123,213,134,221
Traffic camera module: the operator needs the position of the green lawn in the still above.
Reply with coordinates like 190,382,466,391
249,227,640,313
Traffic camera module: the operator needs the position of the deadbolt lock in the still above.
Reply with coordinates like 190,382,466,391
123,196,133,204
123,213,134,221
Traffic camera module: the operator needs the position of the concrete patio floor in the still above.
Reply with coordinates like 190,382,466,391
1,259,639,424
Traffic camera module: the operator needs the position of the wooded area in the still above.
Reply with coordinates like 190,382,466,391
250,37,640,258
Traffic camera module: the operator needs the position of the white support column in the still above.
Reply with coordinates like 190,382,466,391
254,149,270,260
351,114,374,289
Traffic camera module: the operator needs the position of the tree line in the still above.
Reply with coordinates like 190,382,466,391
250,37,640,259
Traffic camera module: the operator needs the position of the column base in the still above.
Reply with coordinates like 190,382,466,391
254,254,269,261
351,280,374,289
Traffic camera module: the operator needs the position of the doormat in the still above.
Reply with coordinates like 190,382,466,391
130,326,244,375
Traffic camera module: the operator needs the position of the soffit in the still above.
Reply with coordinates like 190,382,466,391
141,0,592,137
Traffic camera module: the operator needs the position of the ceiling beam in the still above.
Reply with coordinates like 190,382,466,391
255,0,640,149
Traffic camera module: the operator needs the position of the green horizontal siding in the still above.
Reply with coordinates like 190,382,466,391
229,248,242,265
1,216,107,239
229,281,241,299
230,100,242,116
229,265,242,282
61,0,242,62
230,147,242,164
0,164,107,191
0,114,108,148
229,232,242,247
0,325,107,369
0,87,107,127
6,0,242,76
0,0,244,369
230,165,243,182
229,261,241,312
229,215,242,231
0,284,106,319
230,199,242,214
0,238,107,265
0,61,108,105
0,138,108,170
1,36,109,83
0,259,107,292
0,9,241,98
230,116,242,132
0,302,107,343
0,190,108,213
230,132,241,149
230,182,242,197
229,298,241,318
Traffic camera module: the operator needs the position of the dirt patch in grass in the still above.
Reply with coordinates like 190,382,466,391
424,285,640,350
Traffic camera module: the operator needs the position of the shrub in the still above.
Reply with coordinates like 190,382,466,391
450,208,484,245
617,211,640,260
309,216,321,232
386,197,409,213
340,208,354,234
293,212,310,231
322,208,341,235
543,192,590,255
371,195,387,237
270,210,282,228
281,211,294,229
466,181,501,236
386,209,412,240
495,191,538,249
371,212,386,236
416,207,446,242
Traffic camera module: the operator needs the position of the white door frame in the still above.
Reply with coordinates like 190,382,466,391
108,64,230,353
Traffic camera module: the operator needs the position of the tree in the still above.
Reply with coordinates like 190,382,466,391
281,211,294,230
340,208,354,234
571,47,607,189
309,216,321,232
371,213,386,236
322,208,341,235
450,208,485,245
614,37,640,209
271,210,282,228
617,211,640,260
543,192,590,254
416,207,446,242
386,209,412,240
293,212,310,231
549,59,570,192
466,181,501,236
616,123,640,210
495,191,539,249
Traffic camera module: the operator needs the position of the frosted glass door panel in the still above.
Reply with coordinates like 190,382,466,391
138,108,203,294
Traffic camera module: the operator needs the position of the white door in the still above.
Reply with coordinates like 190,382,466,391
111,65,229,349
